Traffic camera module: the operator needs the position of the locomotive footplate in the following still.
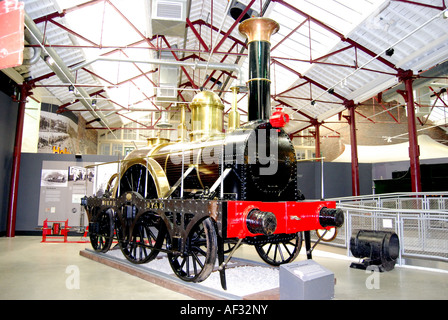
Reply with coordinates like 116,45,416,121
82,194,343,290
82,194,343,244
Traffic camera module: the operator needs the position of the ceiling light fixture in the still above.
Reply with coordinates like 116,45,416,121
385,48,394,57
44,55,55,65
442,10,448,19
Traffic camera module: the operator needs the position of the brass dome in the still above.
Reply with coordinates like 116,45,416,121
191,90,224,109
190,91,224,141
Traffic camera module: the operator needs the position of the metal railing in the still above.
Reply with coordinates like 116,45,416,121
317,192,448,264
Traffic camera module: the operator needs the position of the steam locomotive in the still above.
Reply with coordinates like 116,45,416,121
81,17,344,289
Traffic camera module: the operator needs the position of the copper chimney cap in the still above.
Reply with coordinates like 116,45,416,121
238,17,279,43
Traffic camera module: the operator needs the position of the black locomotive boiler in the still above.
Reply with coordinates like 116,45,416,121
81,17,344,289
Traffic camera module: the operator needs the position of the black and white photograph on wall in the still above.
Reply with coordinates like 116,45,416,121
68,166,86,182
38,110,78,153
40,169,68,187
38,161,95,227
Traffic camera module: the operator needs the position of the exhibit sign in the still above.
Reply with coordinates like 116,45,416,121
38,160,118,229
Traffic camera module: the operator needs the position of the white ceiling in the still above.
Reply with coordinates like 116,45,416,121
4,0,448,138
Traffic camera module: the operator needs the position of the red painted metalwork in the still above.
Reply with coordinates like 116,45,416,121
273,0,398,72
161,35,199,89
212,0,256,53
7,83,30,237
192,19,247,49
203,41,238,88
269,107,290,128
41,219,70,243
392,0,447,11
107,0,156,50
313,120,321,161
116,112,151,128
271,18,308,52
226,200,337,239
273,59,346,101
397,70,422,192
48,18,99,47
186,18,210,52
373,95,400,123
345,100,360,196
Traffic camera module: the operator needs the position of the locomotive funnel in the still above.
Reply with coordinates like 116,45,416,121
239,17,279,121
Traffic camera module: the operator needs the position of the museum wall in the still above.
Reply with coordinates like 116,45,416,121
9,153,447,234
14,153,116,234
37,103,98,155
297,162,373,199
320,101,448,162
372,157,448,181
0,88,19,234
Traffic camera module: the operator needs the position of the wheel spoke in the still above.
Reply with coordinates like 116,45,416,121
90,209,114,253
120,213,165,264
168,218,217,283
278,244,285,263
282,242,293,256
255,233,303,266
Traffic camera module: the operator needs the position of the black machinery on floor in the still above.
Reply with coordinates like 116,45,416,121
81,17,344,290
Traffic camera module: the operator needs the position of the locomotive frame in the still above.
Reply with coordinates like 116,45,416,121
81,164,341,289
81,17,344,290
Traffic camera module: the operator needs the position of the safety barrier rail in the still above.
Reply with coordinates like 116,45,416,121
317,192,448,265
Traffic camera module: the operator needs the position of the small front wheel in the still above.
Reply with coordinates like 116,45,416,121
254,232,302,266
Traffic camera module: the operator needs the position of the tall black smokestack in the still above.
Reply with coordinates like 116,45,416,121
239,17,279,121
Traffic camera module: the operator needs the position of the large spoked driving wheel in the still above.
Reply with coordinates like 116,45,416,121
168,218,217,282
118,164,158,199
116,163,166,264
120,212,165,264
255,232,302,266
90,208,114,253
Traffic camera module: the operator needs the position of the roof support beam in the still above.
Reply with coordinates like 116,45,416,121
272,0,398,72
161,36,199,90
7,83,31,237
271,18,308,52
212,0,256,53
397,70,422,192
47,18,99,47
344,100,360,196
186,18,209,52
273,59,346,101
392,0,447,11
273,98,314,121
106,0,157,50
